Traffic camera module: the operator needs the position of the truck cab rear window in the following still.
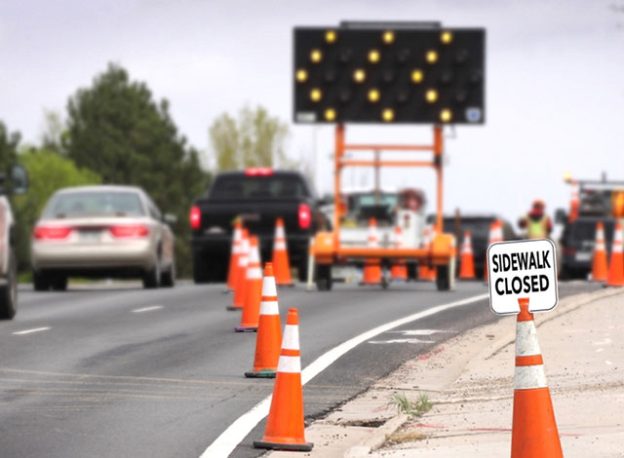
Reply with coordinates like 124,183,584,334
210,176,308,200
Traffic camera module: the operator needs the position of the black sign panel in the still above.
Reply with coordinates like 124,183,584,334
293,26,486,124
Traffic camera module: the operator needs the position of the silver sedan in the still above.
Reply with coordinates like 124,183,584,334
31,185,176,290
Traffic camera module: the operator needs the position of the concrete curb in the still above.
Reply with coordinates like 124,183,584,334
343,413,408,458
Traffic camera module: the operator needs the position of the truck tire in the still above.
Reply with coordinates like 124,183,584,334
0,252,17,319
33,270,50,291
193,255,210,284
51,276,68,291
297,259,308,283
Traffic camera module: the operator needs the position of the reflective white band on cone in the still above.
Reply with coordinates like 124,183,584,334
274,241,287,251
282,325,300,350
276,226,286,238
277,355,301,374
247,266,262,279
514,365,548,390
516,322,542,356
260,300,279,315
262,277,277,296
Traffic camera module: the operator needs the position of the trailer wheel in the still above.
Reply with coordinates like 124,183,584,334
316,265,333,291
436,266,450,291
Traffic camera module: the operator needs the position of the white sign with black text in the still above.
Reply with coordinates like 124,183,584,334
487,239,558,315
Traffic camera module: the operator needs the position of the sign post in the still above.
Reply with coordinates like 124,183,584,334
487,239,563,458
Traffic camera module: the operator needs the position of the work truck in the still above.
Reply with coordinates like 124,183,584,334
189,168,329,283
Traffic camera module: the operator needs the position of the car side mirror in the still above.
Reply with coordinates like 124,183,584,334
554,208,567,225
11,164,28,195
163,213,178,225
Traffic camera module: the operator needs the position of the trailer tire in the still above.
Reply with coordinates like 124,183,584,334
436,257,456,292
316,265,332,291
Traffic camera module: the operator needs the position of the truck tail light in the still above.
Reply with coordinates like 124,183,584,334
110,224,150,238
298,203,312,229
563,247,576,257
244,167,273,176
33,225,73,240
190,205,202,230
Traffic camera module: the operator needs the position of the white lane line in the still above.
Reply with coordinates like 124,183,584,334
200,292,489,457
13,327,51,336
132,306,164,314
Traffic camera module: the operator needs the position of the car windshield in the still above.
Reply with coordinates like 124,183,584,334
210,176,309,200
43,191,145,218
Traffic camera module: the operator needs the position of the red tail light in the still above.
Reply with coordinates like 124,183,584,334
110,224,150,238
298,203,312,230
190,205,202,230
34,225,72,240
563,247,577,257
244,167,273,176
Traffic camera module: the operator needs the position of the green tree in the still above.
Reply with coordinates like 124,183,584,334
210,105,290,171
13,148,101,271
63,63,209,276
0,121,20,174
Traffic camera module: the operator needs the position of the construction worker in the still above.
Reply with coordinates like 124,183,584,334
518,199,553,239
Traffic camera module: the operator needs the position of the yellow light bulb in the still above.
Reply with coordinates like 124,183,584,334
295,69,308,83
324,108,336,121
382,108,394,122
441,31,453,44
368,49,381,63
325,30,337,44
353,68,366,83
425,89,438,103
368,89,380,103
310,88,322,102
411,69,424,84
310,49,323,63
382,30,394,44
426,50,438,64
440,108,453,123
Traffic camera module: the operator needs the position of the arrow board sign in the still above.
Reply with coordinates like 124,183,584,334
487,239,558,315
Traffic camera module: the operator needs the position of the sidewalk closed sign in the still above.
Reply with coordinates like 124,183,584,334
487,239,558,315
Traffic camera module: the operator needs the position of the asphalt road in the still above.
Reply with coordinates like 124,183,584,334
0,280,596,458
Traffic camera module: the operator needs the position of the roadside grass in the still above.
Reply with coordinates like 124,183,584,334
390,392,433,418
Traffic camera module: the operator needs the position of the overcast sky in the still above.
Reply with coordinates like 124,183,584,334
2,0,623,224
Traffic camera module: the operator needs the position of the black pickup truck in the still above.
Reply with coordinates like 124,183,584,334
189,169,329,283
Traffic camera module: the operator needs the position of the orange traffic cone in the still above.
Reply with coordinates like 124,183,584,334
254,308,313,452
227,220,243,291
272,218,294,287
418,224,433,281
591,221,608,282
484,219,504,282
390,225,408,281
245,263,282,378
227,229,249,311
236,236,262,331
361,218,382,285
511,297,563,458
459,230,476,280
606,222,624,287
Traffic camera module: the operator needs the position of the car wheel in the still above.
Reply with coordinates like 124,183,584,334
0,252,18,320
33,270,50,292
161,262,176,288
192,254,209,284
51,276,68,291
143,262,161,289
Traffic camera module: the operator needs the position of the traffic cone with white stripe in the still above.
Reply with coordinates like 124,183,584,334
245,263,282,378
484,220,504,282
272,218,294,287
459,230,476,280
254,308,313,452
227,229,249,311
511,297,563,458
418,225,433,281
569,186,580,223
236,236,262,331
606,222,624,287
591,221,608,282
361,218,382,285
390,225,408,281
226,220,243,291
